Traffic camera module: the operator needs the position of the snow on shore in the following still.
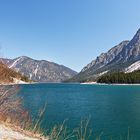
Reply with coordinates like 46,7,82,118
81,82,140,86
0,123,48,140
13,78,26,84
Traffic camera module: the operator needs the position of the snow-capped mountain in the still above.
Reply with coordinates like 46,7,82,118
0,56,77,82
69,28,140,82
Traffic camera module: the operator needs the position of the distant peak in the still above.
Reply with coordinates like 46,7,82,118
132,28,140,38
118,40,130,46
121,40,130,44
20,56,30,59
128,28,140,45
136,28,140,34
15,56,32,60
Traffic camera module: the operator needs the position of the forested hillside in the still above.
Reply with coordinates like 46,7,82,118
97,70,140,84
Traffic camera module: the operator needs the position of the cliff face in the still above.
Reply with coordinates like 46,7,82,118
69,29,140,82
81,41,129,73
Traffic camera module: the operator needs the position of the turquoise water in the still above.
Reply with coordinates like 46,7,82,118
18,83,140,139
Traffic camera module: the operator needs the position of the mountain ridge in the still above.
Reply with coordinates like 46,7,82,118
68,28,140,82
0,56,77,83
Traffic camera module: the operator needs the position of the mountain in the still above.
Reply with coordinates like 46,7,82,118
0,62,30,84
69,28,140,82
0,56,77,83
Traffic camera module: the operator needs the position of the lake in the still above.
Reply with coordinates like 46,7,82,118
17,83,140,139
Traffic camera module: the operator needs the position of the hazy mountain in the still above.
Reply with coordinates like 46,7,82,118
69,28,140,82
0,56,77,83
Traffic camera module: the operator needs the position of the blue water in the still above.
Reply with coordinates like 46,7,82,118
17,83,140,139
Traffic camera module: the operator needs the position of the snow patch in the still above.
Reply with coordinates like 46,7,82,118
125,61,140,73
12,78,26,84
97,70,108,76
9,57,21,68
29,73,32,79
34,65,38,76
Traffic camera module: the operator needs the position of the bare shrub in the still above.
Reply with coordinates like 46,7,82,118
75,118,92,140
49,120,76,140
0,86,20,121
0,85,32,128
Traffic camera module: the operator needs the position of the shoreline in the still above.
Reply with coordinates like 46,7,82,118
0,122,48,140
1,81,140,86
81,82,140,86
0,82,38,86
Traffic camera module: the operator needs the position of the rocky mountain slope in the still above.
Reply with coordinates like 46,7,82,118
0,56,77,83
69,28,140,82
0,62,30,84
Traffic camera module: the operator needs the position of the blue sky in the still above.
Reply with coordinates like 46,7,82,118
0,0,140,72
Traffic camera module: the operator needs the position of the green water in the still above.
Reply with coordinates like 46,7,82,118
18,83,140,139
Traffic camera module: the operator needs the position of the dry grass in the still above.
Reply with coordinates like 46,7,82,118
0,84,42,133
48,120,75,140
75,118,92,140
0,85,34,133
0,85,22,122
0,85,47,139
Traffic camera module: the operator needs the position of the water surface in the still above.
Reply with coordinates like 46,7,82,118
17,83,140,139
